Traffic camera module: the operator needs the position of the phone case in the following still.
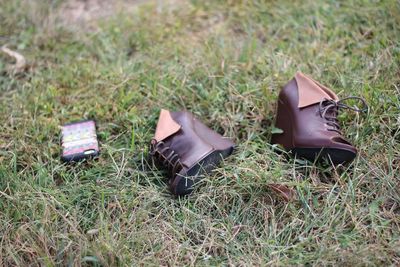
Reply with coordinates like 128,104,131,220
61,120,99,162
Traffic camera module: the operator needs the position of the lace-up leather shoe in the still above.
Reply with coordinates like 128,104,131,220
151,109,235,195
271,72,367,164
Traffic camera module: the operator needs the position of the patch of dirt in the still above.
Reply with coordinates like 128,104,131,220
58,0,149,26
58,0,188,27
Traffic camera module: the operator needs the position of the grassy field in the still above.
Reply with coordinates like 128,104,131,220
1,0,399,265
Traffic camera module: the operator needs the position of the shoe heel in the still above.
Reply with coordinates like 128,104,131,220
271,98,293,150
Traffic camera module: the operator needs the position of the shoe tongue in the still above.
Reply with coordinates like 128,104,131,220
154,109,181,142
295,72,339,108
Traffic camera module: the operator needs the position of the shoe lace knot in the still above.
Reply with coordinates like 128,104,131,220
319,96,368,134
150,139,184,176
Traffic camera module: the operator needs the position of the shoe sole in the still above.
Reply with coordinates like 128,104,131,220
291,147,356,164
171,146,234,196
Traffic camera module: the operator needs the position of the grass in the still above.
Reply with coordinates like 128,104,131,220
0,0,399,265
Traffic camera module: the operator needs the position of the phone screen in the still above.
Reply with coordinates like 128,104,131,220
61,120,99,162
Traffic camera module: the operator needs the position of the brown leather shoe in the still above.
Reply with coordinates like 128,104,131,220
271,72,367,164
150,109,235,195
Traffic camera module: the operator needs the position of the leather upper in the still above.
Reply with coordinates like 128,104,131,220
276,73,356,152
153,109,234,173
166,111,214,169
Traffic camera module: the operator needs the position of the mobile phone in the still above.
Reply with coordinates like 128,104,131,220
61,120,99,162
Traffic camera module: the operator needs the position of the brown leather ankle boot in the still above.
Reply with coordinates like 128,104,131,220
150,109,235,195
271,72,367,164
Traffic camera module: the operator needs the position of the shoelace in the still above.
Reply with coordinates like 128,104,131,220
319,96,368,134
150,139,184,177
